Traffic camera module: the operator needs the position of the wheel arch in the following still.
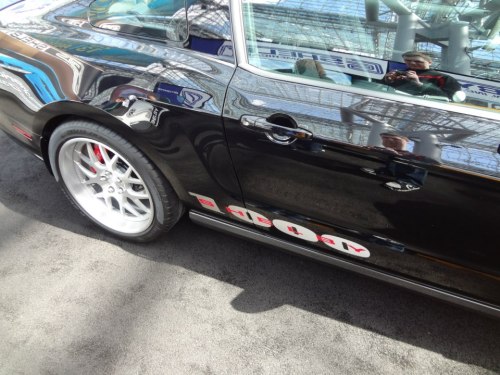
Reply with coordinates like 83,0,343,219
36,101,190,202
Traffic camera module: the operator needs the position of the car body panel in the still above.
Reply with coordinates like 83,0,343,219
0,0,499,317
223,67,500,306
0,0,243,207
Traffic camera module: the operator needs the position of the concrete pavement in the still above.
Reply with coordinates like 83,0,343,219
0,132,499,374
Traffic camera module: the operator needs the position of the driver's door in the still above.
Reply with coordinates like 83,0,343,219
223,0,500,305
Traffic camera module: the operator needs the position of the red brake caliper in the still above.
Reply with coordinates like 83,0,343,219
91,144,105,173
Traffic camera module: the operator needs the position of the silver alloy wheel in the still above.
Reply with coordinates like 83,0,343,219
58,137,154,234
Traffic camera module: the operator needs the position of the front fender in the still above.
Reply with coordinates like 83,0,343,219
36,100,190,202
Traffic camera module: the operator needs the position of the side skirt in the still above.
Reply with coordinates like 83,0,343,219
189,210,500,319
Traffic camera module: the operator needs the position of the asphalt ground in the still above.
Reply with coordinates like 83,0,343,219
0,131,499,375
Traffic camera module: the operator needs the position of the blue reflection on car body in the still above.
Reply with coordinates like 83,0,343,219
0,53,65,102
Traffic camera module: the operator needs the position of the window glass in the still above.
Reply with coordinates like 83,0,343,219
89,0,188,41
187,0,234,62
242,0,500,110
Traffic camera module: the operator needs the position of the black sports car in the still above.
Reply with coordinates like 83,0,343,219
0,0,499,317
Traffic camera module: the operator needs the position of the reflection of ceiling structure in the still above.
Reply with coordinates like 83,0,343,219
346,98,496,148
269,0,499,174
344,98,500,174
256,0,500,80
188,0,230,39
254,1,393,57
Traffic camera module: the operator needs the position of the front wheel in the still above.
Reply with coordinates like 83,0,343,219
48,120,182,241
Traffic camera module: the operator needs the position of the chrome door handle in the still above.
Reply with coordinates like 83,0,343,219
240,115,313,141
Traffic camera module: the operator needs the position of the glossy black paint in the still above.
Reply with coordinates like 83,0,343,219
224,67,500,306
0,0,498,315
0,0,242,207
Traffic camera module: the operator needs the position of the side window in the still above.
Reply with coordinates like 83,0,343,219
89,0,188,41
242,0,500,110
187,0,234,62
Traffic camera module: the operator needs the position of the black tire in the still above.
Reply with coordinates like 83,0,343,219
48,120,182,242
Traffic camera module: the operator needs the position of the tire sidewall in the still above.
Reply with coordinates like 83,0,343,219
49,121,170,240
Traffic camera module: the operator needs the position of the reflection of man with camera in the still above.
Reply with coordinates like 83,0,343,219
384,51,464,101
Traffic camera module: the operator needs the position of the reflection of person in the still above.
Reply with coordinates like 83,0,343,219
380,132,410,154
384,51,464,101
294,59,331,81
102,85,161,125
109,85,158,102
102,96,130,115
294,59,353,85
104,94,167,130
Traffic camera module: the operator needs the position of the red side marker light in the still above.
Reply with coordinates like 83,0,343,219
12,125,33,141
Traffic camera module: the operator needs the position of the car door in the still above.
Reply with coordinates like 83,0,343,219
223,0,500,305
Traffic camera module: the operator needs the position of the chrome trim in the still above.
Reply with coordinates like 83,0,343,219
230,0,247,66
186,49,236,68
228,0,500,122
190,210,500,318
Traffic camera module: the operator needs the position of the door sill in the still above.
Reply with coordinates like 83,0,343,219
189,210,500,319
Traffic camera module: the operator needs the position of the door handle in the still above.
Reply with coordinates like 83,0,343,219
240,115,313,142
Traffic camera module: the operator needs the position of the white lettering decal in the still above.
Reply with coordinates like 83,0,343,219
319,235,370,258
224,204,273,227
4,31,50,51
226,205,253,223
272,219,319,242
189,192,371,258
189,193,222,213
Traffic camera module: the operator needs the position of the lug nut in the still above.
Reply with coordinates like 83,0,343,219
108,187,115,193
